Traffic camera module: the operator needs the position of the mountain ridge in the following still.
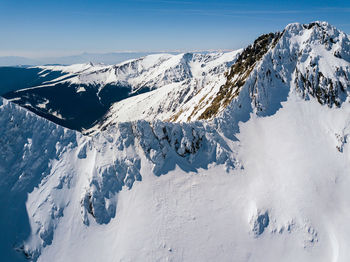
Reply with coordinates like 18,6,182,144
1,21,350,261
2,50,242,132
4,21,349,134
86,21,350,134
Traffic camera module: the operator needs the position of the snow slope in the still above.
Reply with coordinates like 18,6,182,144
41,97,350,262
0,97,79,261
91,22,350,134
210,21,350,138
91,51,242,129
3,51,241,132
0,96,235,261
1,21,350,262
36,52,240,90
3,89,350,262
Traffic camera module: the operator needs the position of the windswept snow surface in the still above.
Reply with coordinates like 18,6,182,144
1,21,350,262
3,91,350,262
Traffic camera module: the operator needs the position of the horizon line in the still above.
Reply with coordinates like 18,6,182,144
0,49,239,59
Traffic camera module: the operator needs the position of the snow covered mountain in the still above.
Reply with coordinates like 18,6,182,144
3,21,350,135
0,95,236,261
86,51,242,129
1,21,350,262
97,21,350,134
3,51,241,132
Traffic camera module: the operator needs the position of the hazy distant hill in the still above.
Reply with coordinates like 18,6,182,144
0,51,183,66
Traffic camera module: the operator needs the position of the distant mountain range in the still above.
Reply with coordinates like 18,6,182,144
0,50,229,66
0,52,171,66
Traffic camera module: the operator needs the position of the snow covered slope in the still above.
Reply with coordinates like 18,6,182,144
40,51,242,129
215,21,350,135
0,96,235,261
36,52,240,91
39,96,350,262
89,51,242,130
3,51,241,132
1,21,350,262
92,22,350,134
0,97,79,261
3,82,350,262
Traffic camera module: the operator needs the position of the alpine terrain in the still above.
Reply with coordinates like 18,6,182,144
1,21,350,262
2,51,241,132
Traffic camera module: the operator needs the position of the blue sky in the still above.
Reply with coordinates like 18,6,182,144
0,0,349,57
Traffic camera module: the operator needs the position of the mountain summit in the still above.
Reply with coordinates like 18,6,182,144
216,21,350,118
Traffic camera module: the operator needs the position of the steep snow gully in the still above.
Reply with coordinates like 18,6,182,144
1,21,350,261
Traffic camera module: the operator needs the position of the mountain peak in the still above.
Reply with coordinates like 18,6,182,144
283,21,349,47
214,21,350,119
285,21,331,31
